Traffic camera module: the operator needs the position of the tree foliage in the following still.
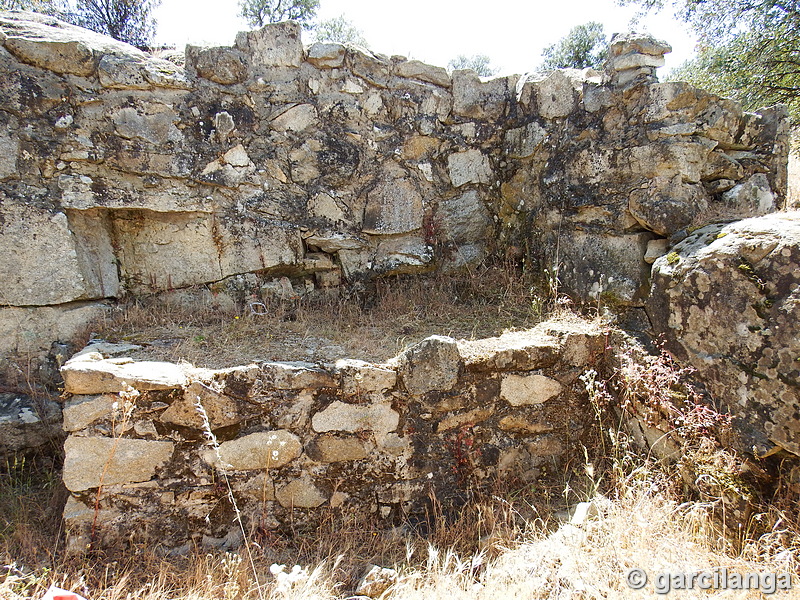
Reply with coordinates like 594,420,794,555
447,54,497,77
620,0,800,121
311,14,368,48
539,21,608,72
0,0,159,49
238,0,318,29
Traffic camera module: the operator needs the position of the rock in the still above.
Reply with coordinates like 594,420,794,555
335,359,397,394
504,121,547,159
271,103,318,132
437,190,491,244
63,436,174,492
356,565,399,598
62,353,188,395
373,234,432,275
235,21,303,69
647,212,800,456
447,149,492,187
275,477,327,508
160,382,241,430
394,59,450,87
312,401,399,435
644,238,669,264
396,336,462,395
452,70,509,120
498,415,553,435
363,167,425,235
436,406,494,432
186,45,247,84
260,362,337,389
308,435,368,462
500,374,563,406
721,173,776,217
62,394,115,432
306,42,344,68
0,393,62,454
204,430,302,470
628,175,710,237
534,70,579,119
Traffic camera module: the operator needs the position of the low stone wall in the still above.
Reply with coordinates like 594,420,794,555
0,12,789,382
58,319,606,551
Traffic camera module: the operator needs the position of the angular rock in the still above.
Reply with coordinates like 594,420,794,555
438,190,491,244
356,565,399,598
160,382,241,430
235,21,303,69
62,394,115,432
0,393,62,454
260,361,337,389
447,149,492,187
312,401,399,434
62,353,188,395
452,70,509,120
306,42,344,68
275,477,327,508
308,435,368,462
363,167,424,235
335,359,397,394
396,335,462,395
186,45,247,85
534,70,579,119
271,103,317,132
647,212,800,456
628,175,710,237
721,173,776,217
500,374,563,406
63,436,174,492
204,430,302,470
394,59,450,88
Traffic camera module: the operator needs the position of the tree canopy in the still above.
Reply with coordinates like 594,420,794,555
620,0,800,121
311,14,368,48
447,54,497,77
238,0,318,29
539,22,608,72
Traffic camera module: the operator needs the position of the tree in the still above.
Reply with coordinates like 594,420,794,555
311,14,368,48
619,0,800,121
238,0,318,29
539,22,608,72
69,0,160,49
447,54,497,77
0,0,159,49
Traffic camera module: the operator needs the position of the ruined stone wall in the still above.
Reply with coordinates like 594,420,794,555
58,319,605,552
0,12,789,377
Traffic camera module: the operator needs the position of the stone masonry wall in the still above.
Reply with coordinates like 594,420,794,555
58,319,606,552
0,12,789,379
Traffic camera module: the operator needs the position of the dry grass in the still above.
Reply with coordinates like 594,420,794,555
2,456,797,600
93,263,548,368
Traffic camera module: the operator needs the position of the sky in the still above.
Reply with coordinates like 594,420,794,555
153,0,698,76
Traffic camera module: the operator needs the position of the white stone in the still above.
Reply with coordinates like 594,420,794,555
271,104,318,132
62,354,188,395
447,149,492,187
204,430,302,470
500,374,563,406
312,401,399,435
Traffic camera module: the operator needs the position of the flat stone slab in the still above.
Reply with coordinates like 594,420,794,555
62,353,188,394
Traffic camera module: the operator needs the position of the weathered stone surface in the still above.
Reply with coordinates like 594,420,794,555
312,401,399,434
629,176,709,237
498,415,553,435
63,436,174,491
306,42,344,68
335,359,397,394
261,361,337,389
275,477,327,508
534,70,579,119
500,374,563,406
204,430,302,470
438,190,491,244
308,435,368,462
62,394,115,432
363,167,424,235
356,565,399,598
721,173,776,217
160,382,241,430
235,21,303,69
648,212,800,456
62,353,188,395
447,149,492,187
271,103,317,132
452,70,509,120
644,238,669,264
186,45,247,84
396,335,462,395
436,405,494,432
0,393,62,453
394,59,450,87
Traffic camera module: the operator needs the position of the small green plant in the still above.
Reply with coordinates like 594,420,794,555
666,251,681,265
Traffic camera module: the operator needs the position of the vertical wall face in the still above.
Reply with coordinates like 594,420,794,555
0,12,789,372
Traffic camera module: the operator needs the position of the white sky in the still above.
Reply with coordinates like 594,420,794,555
153,0,698,76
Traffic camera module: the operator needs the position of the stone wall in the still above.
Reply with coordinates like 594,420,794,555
0,12,789,379
58,319,606,552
